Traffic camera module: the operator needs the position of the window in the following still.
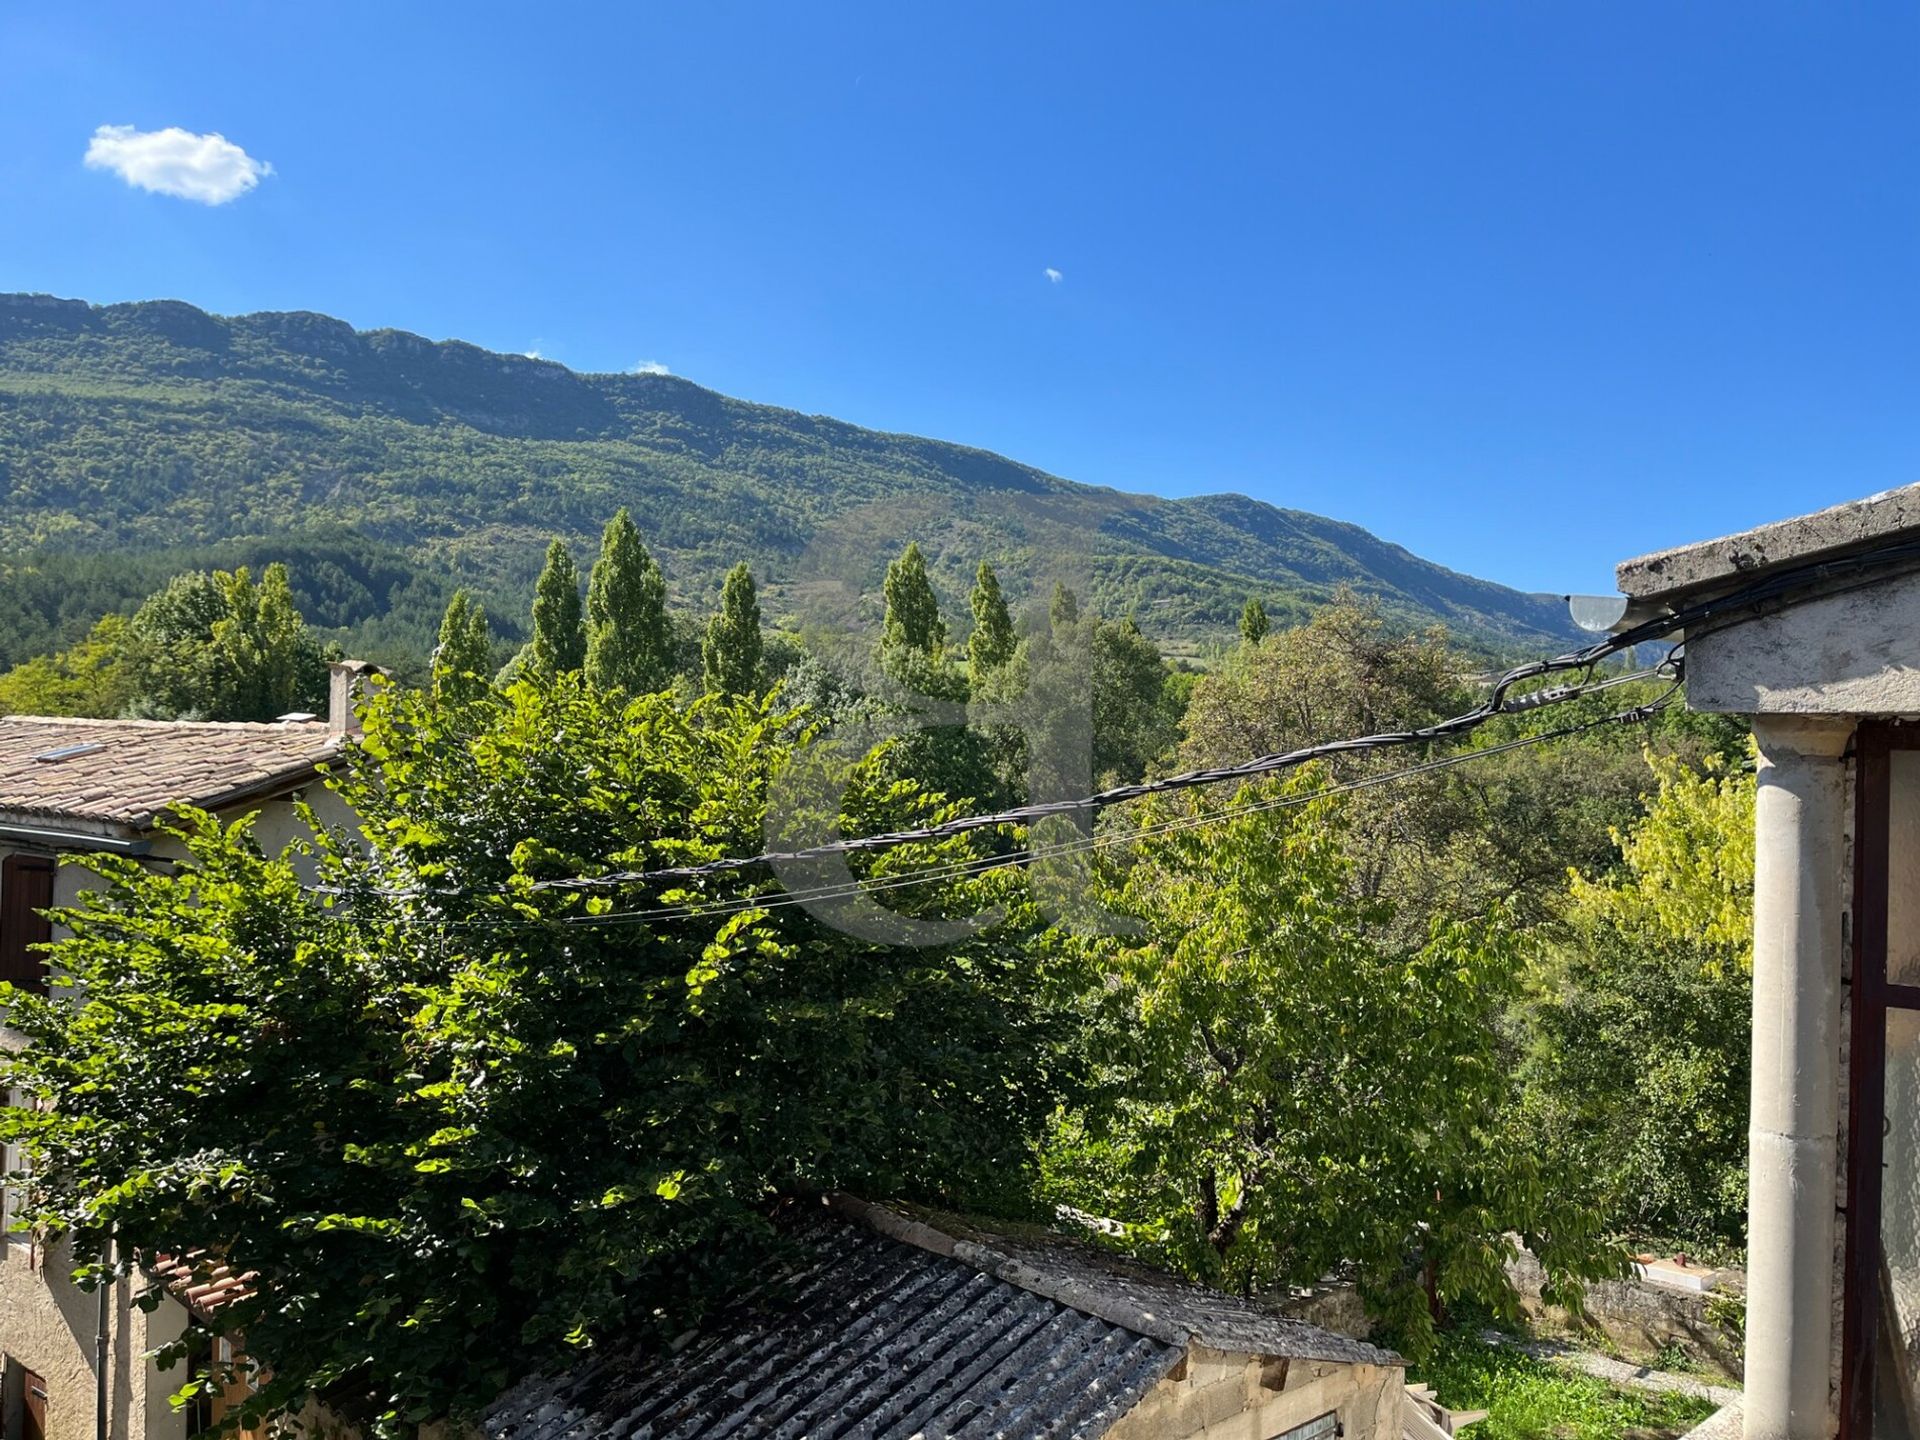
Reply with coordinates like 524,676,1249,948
0,855,54,997
1844,727,1920,1439
1275,1413,1341,1440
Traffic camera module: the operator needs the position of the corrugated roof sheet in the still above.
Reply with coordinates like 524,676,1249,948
485,1203,1398,1440
485,1216,1184,1440
0,715,339,830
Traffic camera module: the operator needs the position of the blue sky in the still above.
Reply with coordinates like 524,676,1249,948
3,3,1916,596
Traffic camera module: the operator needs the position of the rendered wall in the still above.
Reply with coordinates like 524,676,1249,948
1105,1347,1403,1440
0,1235,187,1440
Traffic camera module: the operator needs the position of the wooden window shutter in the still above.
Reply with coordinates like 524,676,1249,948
0,856,54,995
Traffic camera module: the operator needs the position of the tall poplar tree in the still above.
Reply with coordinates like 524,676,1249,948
702,562,764,697
967,561,1016,686
1048,582,1080,631
584,509,672,695
881,542,946,659
1239,597,1270,646
432,589,492,707
525,539,586,681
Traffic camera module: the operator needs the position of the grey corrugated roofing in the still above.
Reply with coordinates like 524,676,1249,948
485,1216,1184,1440
0,715,339,830
485,1203,1398,1440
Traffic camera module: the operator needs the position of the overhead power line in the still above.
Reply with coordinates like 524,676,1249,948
323,530,1920,912
527,662,1675,895
360,682,1678,934
554,684,1679,929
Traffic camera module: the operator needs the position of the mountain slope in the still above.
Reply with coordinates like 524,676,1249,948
0,293,1579,661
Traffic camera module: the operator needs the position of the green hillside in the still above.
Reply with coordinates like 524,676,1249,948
0,292,1580,667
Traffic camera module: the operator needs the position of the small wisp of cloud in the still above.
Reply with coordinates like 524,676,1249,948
1044,267,1063,284
631,360,670,376
84,125,271,205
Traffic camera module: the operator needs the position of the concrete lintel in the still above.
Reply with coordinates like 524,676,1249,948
1618,482,1920,602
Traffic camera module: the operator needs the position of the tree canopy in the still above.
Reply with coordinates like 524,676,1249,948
880,541,946,661
1239,596,1269,646
509,539,585,684
1042,776,1619,1354
430,589,492,709
1522,751,1756,1248
584,508,672,696
966,561,1017,685
701,561,764,698
0,678,1076,1433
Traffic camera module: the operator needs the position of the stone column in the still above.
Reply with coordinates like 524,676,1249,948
1746,715,1854,1440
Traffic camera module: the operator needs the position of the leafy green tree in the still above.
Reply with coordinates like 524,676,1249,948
971,601,1176,804
1044,775,1619,1355
431,590,493,708
874,543,996,807
1239,596,1269,646
1182,594,1463,771
1522,752,1756,1247
1564,751,1755,967
584,509,672,695
701,562,764,697
881,542,946,661
503,539,585,685
0,614,137,717
0,678,1074,1434
1049,581,1080,631
120,563,332,721
1091,616,1178,784
1179,594,1740,934
966,562,1017,688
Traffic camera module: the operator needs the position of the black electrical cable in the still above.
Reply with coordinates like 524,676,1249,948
342,679,1678,934
552,683,1680,929
318,528,1920,908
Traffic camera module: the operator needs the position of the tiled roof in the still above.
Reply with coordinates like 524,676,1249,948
0,715,339,830
147,1250,259,1323
484,1201,1396,1440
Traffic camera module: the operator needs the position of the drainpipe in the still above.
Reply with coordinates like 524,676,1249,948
1744,715,1852,1440
95,1234,111,1440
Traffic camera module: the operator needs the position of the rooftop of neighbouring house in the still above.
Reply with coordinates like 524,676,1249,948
0,713,340,834
483,1196,1398,1440
146,1250,259,1324
1617,480,1920,603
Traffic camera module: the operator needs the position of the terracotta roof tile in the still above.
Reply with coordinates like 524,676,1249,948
147,1250,259,1323
0,715,341,830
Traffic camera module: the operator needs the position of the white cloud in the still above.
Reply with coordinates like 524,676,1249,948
630,359,670,376
523,349,545,360
84,124,272,205
1044,267,1063,284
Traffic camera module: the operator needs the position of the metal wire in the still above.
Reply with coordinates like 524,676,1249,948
375,682,1678,933
318,526,1920,913
523,663,1672,896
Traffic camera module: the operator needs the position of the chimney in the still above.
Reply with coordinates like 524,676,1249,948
328,660,385,736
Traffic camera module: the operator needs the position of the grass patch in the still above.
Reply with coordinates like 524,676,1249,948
1411,1330,1719,1440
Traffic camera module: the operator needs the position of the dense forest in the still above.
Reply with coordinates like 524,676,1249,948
0,292,1582,677
2,505,1754,1432
0,293,1754,1436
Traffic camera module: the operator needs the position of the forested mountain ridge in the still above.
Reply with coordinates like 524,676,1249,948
0,291,1579,666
